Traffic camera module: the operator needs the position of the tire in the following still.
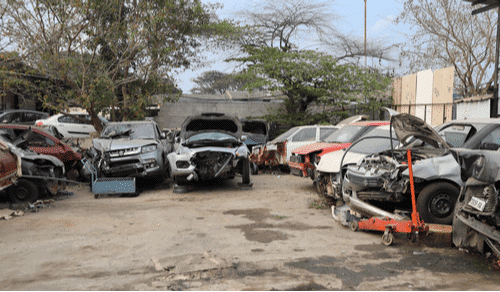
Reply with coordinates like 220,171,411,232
416,182,459,225
8,179,39,203
241,158,251,185
382,233,394,246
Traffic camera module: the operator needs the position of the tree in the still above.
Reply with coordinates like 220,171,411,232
231,46,391,126
397,0,497,96
1,0,234,132
190,70,257,94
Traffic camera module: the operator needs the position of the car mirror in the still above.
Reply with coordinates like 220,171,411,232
160,132,167,139
175,137,181,143
479,142,500,150
241,135,247,141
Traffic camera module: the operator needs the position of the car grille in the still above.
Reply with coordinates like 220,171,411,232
347,172,381,187
108,147,140,157
463,185,498,215
109,159,141,168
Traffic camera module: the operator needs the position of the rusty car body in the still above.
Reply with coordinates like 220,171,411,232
288,121,390,179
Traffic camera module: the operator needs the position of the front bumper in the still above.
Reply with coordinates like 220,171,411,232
101,150,162,177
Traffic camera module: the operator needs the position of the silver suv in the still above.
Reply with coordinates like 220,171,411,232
89,120,173,178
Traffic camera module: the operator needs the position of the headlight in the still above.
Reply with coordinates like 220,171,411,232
142,145,157,153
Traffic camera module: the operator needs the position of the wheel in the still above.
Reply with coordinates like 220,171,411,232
241,158,251,185
417,182,459,225
349,220,358,231
382,233,394,246
251,162,259,175
8,179,39,203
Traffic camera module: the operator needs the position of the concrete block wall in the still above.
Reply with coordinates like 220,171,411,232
156,97,285,129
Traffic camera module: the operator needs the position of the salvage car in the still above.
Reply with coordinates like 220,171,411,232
241,118,278,174
452,149,500,256
340,114,500,225
0,139,20,195
249,125,340,170
0,124,83,180
0,129,66,202
35,113,108,138
85,120,172,180
315,125,398,198
0,110,49,125
167,113,251,186
289,121,390,179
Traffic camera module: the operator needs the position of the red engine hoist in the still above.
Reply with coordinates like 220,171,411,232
351,149,429,245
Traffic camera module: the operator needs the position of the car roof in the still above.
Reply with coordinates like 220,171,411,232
106,121,155,125
442,118,500,124
349,121,391,126
0,109,48,114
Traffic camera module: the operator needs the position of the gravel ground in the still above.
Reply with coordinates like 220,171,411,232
0,173,499,290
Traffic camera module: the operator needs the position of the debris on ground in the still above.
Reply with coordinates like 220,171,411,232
0,209,24,220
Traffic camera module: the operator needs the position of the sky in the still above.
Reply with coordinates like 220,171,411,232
173,0,409,93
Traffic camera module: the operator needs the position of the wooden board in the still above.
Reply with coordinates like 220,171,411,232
401,73,417,114
415,69,433,124
431,67,454,125
392,77,402,110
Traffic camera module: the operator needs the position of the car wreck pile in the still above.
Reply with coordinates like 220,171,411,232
5,110,500,260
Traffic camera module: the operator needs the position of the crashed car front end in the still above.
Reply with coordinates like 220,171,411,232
452,150,500,256
169,114,250,184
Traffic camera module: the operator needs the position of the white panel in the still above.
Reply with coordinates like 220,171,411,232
415,69,433,124
456,100,490,120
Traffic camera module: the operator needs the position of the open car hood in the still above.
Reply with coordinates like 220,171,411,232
391,113,449,150
180,114,242,141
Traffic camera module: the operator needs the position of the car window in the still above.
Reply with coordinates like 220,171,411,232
291,128,316,142
324,125,366,143
58,115,79,124
349,136,399,155
24,112,38,123
478,127,500,150
437,124,475,148
319,127,337,141
271,127,300,143
27,133,55,147
102,123,156,139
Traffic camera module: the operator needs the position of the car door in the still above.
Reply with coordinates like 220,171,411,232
286,127,317,161
57,115,92,137
26,131,68,162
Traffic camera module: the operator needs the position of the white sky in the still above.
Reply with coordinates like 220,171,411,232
173,0,410,93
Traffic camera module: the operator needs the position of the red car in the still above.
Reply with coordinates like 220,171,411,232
0,124,83,180
0,139,19,192
288,121,390,179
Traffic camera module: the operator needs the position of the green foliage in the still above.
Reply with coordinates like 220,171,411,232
2,0,236,131
230,46,392,126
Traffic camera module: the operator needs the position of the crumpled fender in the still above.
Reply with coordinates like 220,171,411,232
402,153,461,186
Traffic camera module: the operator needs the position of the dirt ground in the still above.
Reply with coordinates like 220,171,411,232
1,173,500,291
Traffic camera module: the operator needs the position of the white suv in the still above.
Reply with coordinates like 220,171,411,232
35,113,108,138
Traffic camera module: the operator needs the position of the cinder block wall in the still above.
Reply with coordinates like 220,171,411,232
156,97,285,129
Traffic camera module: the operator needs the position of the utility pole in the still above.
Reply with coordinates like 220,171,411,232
364,0,367,69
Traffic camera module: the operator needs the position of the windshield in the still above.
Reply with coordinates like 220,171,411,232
102,123,155,139
186,132,237,143
324,125,366,143
271,127,300,143
348,129,399,154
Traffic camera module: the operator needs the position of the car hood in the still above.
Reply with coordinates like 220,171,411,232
292,142,352,155
317,150,367,173
181,114,242,140
92,138,158,151
391,113,449,149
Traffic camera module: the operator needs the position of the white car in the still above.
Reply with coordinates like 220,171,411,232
35,113,108,138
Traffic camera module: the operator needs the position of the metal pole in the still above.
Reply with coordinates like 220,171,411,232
364,0,367,69
491,7,500,118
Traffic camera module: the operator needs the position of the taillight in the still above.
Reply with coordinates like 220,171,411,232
36,122,43,126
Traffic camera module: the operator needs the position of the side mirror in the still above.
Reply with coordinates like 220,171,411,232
160,132,167,139
241,135,247,141
175,137,181,143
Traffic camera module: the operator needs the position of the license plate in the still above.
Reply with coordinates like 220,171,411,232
468,196,486,212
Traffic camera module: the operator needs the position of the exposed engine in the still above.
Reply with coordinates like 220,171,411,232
192,151,235,180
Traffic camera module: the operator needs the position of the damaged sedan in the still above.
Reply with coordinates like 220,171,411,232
167,113,251,186
0,129,66,202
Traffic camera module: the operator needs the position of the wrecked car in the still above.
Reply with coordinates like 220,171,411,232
0,124,83,180
340,114,500,225
167,113,251,186
289,121,390,179
241,118,278,174
0,139,20,194
315,125,398,198
452,149,500,256
84,120,172,180
0,130,66,202
249,125,340,170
